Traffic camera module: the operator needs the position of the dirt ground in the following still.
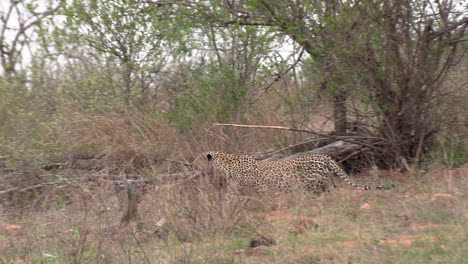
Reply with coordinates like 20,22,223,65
0,164,466,263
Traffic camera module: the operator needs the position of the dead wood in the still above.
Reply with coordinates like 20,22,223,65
115,179,141,225
281,140,362,160
211,123,385,142
211,123,374,162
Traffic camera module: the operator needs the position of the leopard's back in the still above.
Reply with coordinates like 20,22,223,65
202,151,393,193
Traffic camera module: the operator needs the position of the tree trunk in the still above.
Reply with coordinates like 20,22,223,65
333,87,347,136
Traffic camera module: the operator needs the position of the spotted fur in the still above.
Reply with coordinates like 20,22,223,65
203,151,393,193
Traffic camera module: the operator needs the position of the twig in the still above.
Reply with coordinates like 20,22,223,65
337,147,370,163
249,47,306,105
158,171,202,189
0,187,18,195
211,123,319,134
130,223,153,264
164,159,193,167
0,181,64,195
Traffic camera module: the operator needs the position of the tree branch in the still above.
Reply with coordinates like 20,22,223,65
429,17,468,41
145,0,273,26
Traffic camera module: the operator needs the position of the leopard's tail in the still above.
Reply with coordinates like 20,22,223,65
327,158,394,190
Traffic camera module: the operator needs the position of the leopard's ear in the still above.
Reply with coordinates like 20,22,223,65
207,153,213,160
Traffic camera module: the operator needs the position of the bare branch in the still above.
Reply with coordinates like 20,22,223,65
0,180,64,196
0,1,61,77
211,123,315,134
429,17,468,41
249,47,305,105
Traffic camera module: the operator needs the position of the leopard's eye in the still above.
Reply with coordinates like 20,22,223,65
207,153,213,160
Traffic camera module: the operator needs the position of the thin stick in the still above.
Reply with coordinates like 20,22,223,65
249,47,306,105
164,159,193,167
211,123,318,134
338,147,370,163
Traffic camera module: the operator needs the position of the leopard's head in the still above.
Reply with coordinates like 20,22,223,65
199,151,235,178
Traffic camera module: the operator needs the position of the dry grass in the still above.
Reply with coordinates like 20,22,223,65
1,160,466,263
0,99,466,263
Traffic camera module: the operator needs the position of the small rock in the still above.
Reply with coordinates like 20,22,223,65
250,234,276,248
360,202,371,210
394,213,410,221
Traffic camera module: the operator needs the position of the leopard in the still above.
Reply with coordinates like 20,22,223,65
202,151,394,194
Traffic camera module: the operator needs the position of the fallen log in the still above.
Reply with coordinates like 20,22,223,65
281,140,362,160
250,140,364,161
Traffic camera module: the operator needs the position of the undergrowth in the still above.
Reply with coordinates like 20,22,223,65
0,163,466,263
0,74,466,263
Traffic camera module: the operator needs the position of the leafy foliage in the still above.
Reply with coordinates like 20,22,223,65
0,0,466,169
